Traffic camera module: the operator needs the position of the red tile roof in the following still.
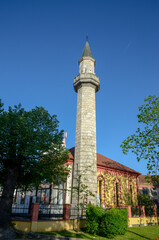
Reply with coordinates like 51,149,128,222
138,175,149,184
69,147,140,175
138,175,159,184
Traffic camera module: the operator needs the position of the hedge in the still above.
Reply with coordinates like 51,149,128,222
101,208,128,238
86,205,105,234
86,206,128,239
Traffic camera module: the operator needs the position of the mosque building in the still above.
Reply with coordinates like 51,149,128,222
64,38,140,207
10,39,141,208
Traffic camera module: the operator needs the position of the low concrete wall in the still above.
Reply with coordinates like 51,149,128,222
12,219,86,232
12,220,31,232
12,217,158,232
128,216,158,227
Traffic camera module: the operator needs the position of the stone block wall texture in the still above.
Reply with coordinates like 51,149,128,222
73,83,97,204
79,58,95,74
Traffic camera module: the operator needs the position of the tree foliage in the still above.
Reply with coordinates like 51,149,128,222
86,206,128,238
86,205,105,234
121,95,159,175
137,194,154,207
101,208,128,238
137,194,154,217
0,100,69,229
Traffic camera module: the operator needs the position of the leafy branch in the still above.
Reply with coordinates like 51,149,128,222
121,95,159,175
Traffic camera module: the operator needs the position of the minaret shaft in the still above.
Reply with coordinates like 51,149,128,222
75,84,97,174
72,39,100,205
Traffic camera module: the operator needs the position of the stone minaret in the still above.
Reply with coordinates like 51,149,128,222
73,38,100,205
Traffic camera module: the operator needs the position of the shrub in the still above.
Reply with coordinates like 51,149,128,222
86,205,105,234
101,208,128,239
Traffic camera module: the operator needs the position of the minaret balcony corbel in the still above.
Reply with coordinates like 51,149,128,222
73,73,100,92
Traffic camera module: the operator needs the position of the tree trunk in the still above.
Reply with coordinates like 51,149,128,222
0,164,18,229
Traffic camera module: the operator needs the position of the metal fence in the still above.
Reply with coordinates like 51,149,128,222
70,207,86,219
131,207,141,217
38,204,63,220
9,204,159,221
11,204,31,220
116,207,127,210
145,206,154,217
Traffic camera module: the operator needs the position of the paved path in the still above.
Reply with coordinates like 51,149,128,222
0,230,85,239
16,238,84,240
15,236,85,240
15,233,85,240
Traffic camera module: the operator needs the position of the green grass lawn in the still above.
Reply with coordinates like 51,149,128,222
39,225,159,240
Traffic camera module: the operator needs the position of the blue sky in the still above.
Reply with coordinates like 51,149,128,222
0,0,159,174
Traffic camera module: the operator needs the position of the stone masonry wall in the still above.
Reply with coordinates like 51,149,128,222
73,83,97,205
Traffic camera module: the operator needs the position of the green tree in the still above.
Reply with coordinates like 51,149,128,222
0,100,69,229
137,193,154,207
137,193,154,217
121,95,159,175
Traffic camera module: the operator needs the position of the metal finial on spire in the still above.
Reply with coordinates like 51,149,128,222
81,35,93,58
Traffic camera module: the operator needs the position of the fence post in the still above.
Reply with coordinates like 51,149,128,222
30,203,39,232
140,206,145,218
63,204,71,220
127,206,132,218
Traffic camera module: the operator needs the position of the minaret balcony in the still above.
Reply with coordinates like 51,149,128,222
73,73,100,92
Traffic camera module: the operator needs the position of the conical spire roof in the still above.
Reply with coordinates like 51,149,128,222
81,37,93,58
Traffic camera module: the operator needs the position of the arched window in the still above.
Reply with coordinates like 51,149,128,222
99,180,102,205
130,184,133,205
115,182,119,206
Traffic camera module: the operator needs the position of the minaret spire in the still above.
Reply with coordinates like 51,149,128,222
76,38,98,83
81,37,93,58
